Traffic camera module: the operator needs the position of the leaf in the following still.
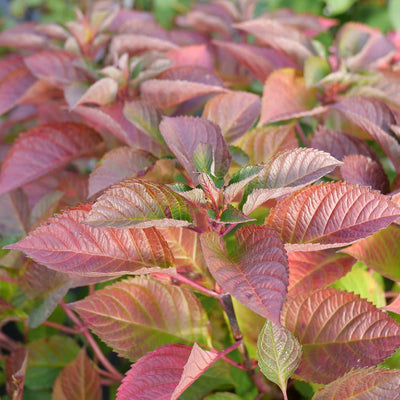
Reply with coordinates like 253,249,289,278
88,147,156,197
333,263,386,308
24,50,83,86
71,276,211,360
341,154,390,193
25,336,80,390
343,225,400,281
0,63,36,116
65,78,118,110
200,225,288,324
123,100,163,142
259,69,324,125
202,92,261,143
234,19,315,65
0,123,103,195
0,189,30,236
330,97,400,173
167,45,214,70
52,350,102,400
140,79,227,109
311,367,400,400
242,148,341,215
282,288,400,383
384,294,400,314
234,123,298,164
6,203,174,277
310,126,380,163
116,344,192,400
257,319,302,396
5,347,28,400
85,179,197,228
159,227,213,285
288,250,355,295
159,116,231,185
267,182,400,246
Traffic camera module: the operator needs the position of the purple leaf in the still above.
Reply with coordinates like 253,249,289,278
5,203,174,277
159,116,231,185
88,147,156,197
71,277,211,360
282,288,400,383
202,92,261,142
200,225,288,324
267,182,400,246
0,189,30,236
341,154,390,193
0,123,103,195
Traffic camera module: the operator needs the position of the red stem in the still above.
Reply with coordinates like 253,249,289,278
42,320,79,335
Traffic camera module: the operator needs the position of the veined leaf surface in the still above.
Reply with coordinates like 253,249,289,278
52,350,101,400
267,182,400,245
85,179,197,228
71,276,211,360
6,203,174,277
257,319,302,397
312,367,400,400
0,123,103,195
201,225,288,324
282,288,400,383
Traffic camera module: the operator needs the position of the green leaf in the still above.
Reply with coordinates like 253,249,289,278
389,0,400,29
193,142,213,175
304,56,330,87
257,319,302,397
325,0,356,15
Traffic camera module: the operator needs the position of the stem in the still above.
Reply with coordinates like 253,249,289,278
42,321,79,335
295,122,310,146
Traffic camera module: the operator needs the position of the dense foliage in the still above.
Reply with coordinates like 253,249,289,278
1,1,400,399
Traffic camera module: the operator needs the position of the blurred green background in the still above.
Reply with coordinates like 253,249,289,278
0,0,399,31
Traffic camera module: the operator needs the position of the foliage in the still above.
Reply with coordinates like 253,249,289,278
1,1,400,399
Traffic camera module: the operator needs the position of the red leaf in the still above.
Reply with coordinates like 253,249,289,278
140,79,227,109
71,277,211,359
5,203,174,277
52,349,102,400
331,97,400,173
0,63,36,116
201,225,288,324
88,147,156,197
282,288,400,383
343,225,400,281
24,50,83,86
0,123,103,195
117,344,192,400
312,367,400,400
341,155,390,193
5,348,28,400
288,250,355,295
159,116,231,185
167,44,214,70
213,40,296,82
310,126,380,163
267,182,400,246
202,92,261,142
235,123,298,164
259,69,323,125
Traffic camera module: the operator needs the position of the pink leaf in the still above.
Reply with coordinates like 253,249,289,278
167,44,214,70
0,123,103,195
159,116,231,185
282,288,400,383
140,79,227,109
117,344,192,400
24,50,83,86
71,276,211,360
259,69,322,125
52,349,102,400
0,23,49,50
85,179,198,228
5,203,174,277
341,155,390,193
343,225,400,281
288,250,355,295
312,367,400,400
200,225,288,324
235,123,298,164
202,92,261,142
331,97,400,172
267,182,400,245
384,294,400,314
88,147,156,197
